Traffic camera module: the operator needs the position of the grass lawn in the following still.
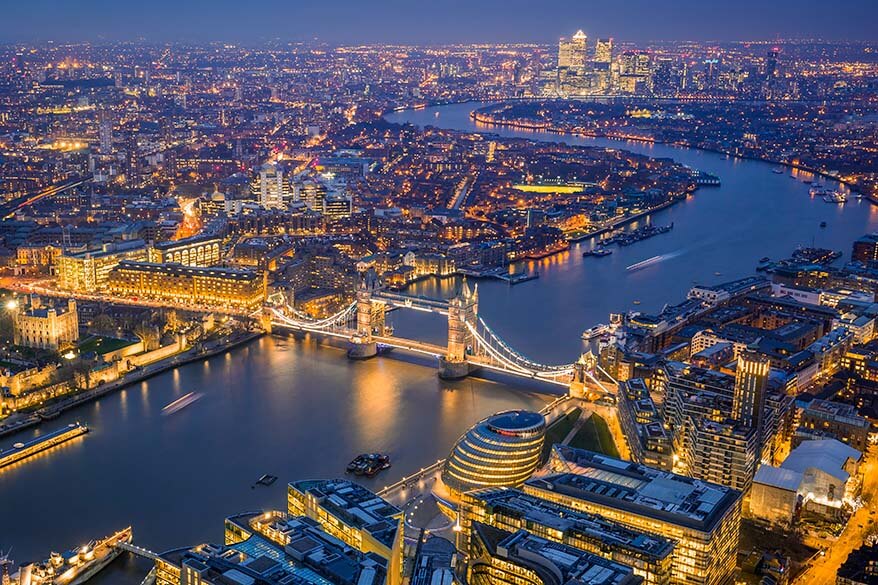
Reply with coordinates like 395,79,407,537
541,407,582,462
568,413,620,458
78,335,138,355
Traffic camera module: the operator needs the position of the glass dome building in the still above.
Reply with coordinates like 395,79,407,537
442,410,546,496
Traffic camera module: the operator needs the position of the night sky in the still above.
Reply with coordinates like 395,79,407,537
1,0,876,44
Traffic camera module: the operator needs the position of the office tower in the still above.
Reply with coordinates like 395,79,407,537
594,38,613,65
467,524,642,585
251,163,292,209
458,487,675,584
98,111,113,154
535,446,742,585
733,350,770,434
441,410,545,496
765,47,780,82
558,30,588,70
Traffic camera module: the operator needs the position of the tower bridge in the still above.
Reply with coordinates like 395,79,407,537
267,279,616,396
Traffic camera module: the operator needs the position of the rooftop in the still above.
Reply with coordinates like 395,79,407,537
530,446,740,533
288,479,401,549
162,513,387,585
472,523,640,585
465,487,675,560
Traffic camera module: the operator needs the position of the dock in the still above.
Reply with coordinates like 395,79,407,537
457,267,539,285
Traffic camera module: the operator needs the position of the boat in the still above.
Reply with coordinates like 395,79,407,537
0,422,88,469
255,474,277,486
822,191,847,204
581,324,608,341
346,453,391,477
161,392,204,416
583,247,612,258
820,221,827,228
10,527,132,585
759,257,770,263
772,168,784,174
626,255,663,271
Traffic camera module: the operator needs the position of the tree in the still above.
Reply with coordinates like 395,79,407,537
90,313,117,336
133,321,160,351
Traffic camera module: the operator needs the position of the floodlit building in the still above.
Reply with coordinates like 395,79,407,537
458,487,674,585
250,162,292,208
558,30,588,70
442,410,545,497
12,297,79,350
56,239,148,291
148,234,222,267
108,261,266,311
287,479,403,585
750,439,862,525
534,446,741,585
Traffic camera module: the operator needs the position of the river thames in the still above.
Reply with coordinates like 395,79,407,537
2,101,877,581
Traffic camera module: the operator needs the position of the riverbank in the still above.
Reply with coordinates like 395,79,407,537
470,106,868,199
0,331,263,440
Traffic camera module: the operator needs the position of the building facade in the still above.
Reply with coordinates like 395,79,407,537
442,410,545,497
13,297,79,350
108,261,266,311
535,446,742,585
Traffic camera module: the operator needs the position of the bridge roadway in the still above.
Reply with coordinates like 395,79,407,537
373,291,449,314
271,318,572,387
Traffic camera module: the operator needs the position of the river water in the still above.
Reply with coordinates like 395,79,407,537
386,102,878,363
1,101,876,580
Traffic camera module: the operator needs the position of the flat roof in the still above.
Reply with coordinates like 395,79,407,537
529,446,740,533
467,487,674,559
289,479,401,549
472,523,639,585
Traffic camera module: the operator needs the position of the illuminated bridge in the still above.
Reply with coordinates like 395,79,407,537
267,280,616,394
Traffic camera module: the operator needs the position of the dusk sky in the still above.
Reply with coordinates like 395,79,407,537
2,0,877,44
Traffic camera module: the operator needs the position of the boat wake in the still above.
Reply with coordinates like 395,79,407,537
626,249,684,271
161,392,204,416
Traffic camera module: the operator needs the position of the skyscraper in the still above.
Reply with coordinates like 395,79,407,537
733,349,770,434
558,30,588,70
98,110,113,154
251,162,292,208
593,38,613,65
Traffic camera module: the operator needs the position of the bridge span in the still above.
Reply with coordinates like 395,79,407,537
267,280,617,395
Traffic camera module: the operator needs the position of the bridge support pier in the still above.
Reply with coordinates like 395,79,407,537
348,339,377,360
438,357,471,380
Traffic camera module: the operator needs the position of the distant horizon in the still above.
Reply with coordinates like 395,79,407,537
1,0,876,45
1,36,876,47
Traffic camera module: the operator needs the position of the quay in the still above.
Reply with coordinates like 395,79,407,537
457,266,539,285
0,422,88,469
0,331,263,440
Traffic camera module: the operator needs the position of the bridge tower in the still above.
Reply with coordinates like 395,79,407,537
569,351,608,399
439,279,478,379
349,275,379,359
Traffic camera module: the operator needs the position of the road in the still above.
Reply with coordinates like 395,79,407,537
795,451,878,584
